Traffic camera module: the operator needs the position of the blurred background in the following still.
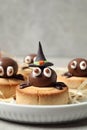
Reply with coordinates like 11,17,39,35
0,0,87,59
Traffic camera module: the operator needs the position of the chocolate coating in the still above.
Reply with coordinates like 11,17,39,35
68,58,87,77
29,68,57,87
20,42,67,89
35,42,46,61
0,57,18,77
63,72,72,78
24,54,37,64
55,82,67,89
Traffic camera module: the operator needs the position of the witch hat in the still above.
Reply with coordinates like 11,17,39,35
29,42,53,68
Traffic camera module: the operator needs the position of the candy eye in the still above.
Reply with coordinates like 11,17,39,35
0,66,4,76
43,68,52,78
24,56,32,64
33,67,41,77
33,56,36,62
71,61,77,69
7,66,14,76
80,61,87,70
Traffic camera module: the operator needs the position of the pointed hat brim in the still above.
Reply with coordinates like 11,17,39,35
29,62,53,68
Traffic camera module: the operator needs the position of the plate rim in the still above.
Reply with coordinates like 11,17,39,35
0,100,87,108
0,99,87,123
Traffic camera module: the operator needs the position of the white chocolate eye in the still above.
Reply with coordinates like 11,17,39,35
7,66,14,76
43,68,52,78
24,56,32,64
80,61,87,70
71,61,77,69
33,67,41,77
0,66,4,76
33,56,36,62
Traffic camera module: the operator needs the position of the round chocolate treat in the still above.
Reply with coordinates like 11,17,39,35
29,67,57,87
68,58,87,77
20,42,67,90
0,57,18,78
24,54,37,64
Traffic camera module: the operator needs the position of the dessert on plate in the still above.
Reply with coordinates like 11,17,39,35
18,54,37,80
58,58,87,89
16,42,69,105
0,56,24,99
24,53,37,65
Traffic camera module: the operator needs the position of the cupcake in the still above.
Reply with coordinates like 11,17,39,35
0,57,24,98
16,42,69,105
58,58,87,89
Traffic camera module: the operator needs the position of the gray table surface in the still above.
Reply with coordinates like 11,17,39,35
0,58,87,130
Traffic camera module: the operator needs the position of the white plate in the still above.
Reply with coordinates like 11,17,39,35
0,102,87,123
0,67,86,124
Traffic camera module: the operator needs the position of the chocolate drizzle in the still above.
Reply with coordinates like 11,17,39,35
20,82,30,89
55,82,67,90
63,72,72,78
22,66,29,70
0,74,24,80
20,81,67,90
14,74,24,80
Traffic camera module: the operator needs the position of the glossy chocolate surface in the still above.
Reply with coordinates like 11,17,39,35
68,58,87,77
24,54,37,64
0,57,18,77
20,42,67,89
20,67,67,89
63,72,72,78
0,57,24,80
29,68,57,87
